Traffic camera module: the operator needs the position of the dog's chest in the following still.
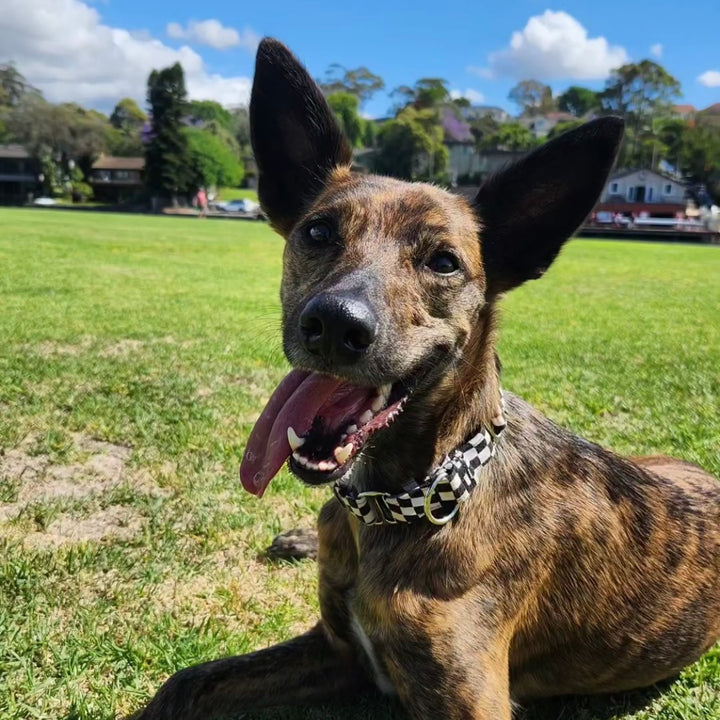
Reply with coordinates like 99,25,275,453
349,610,396,695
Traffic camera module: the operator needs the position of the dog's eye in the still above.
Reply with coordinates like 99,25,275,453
426,251,460,275
306,222,333,244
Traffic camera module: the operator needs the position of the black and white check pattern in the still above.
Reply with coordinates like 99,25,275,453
334,401,506,526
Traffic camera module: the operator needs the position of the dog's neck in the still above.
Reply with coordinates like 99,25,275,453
352,304,502,495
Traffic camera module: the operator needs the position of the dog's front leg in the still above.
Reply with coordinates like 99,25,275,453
383,630,511,720
134,622,372,720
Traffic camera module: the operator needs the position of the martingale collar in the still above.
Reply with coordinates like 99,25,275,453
334,399,507,526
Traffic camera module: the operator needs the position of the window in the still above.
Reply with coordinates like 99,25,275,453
610,182,619,193
647,187,653,202
627,186,635,201
663,183,673,195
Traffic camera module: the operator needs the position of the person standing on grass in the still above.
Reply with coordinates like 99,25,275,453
196,188,208,218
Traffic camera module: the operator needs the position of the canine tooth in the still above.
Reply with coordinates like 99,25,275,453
371,395,384,412
287,426,305,451
334,443,354,465
359,410,373,425
379,383,392,401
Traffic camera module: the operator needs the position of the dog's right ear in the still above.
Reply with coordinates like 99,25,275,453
250,39,352,234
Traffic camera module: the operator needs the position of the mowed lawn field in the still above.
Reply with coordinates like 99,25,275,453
0,208,718,720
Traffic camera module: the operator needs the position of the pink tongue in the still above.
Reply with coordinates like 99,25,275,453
239,369,367,497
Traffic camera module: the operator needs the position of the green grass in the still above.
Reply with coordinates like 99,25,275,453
0,208,718,720
216,187,259,202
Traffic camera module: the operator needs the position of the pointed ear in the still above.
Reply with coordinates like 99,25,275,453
250,39,353,234
475,117,624,297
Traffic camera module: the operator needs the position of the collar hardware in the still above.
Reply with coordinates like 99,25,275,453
334,397,506,527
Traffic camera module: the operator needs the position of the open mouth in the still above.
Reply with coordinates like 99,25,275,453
239,369,412,496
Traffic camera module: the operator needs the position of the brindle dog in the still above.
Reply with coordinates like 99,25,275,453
135,39,720,720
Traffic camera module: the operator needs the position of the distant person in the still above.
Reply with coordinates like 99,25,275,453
196,188,208,218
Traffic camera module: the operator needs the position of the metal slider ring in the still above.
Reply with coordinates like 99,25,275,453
423,475,459,526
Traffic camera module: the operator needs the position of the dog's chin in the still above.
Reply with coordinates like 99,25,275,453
286,350,453,487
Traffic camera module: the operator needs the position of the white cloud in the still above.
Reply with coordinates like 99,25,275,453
0,0,253,108
450,88,485,104
650,43,663,59
487,11,629,80
166,19,260,52
698,70,720,88
467,66,494,80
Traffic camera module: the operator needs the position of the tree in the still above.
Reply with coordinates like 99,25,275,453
0,63,40,108
186,100,233,130
486,122,539,152
546,119,585,140
318,65,384,105
230,106,250,150
7,96,111,192
0,64,42,142
375,106,447,181
327,92,365,147
601,60,681,166
110,98,146,133
469,114,501,150
184,127,244,189
145,62,191,202
557,86,600,117
602,61,681,119
391,78,450,112
677,124,720,202
508,80,555,117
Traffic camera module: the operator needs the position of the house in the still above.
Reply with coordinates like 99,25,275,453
672,104,696,121
596,169,688,218
0,145,40,205
89,156,144,202
519,112,576,138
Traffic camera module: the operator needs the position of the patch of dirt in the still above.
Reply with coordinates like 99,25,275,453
97,339,146,358
30,336,95,357
98,335,194,358
0,432,166,536
24,505,143,548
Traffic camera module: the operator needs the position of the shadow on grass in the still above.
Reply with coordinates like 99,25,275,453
238,681,668,719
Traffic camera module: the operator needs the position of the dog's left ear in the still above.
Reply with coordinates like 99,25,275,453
475,117,624,297
250,39,353,234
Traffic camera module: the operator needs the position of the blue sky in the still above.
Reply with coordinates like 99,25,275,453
3,0,719,115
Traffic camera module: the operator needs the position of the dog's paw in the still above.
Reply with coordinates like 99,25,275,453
266,528,319,561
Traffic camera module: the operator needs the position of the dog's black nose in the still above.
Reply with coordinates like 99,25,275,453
299,293,377,364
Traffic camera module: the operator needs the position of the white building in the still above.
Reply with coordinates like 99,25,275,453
601,169,687,205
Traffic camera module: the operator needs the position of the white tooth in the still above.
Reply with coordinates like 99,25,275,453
371,395,384,412
380,383,392,401
287,426,305,451
318,460,338,472
346,424,358,434
334,443,354,465
359,410,373,425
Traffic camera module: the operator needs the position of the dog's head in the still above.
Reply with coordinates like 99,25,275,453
240,39,623,496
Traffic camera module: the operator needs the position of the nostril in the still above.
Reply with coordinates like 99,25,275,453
343,324,374,353
300,314,323,343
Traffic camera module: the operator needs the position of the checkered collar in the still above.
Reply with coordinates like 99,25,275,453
333,397,506,526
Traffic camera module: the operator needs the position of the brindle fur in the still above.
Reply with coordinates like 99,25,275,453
135,40,720,720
